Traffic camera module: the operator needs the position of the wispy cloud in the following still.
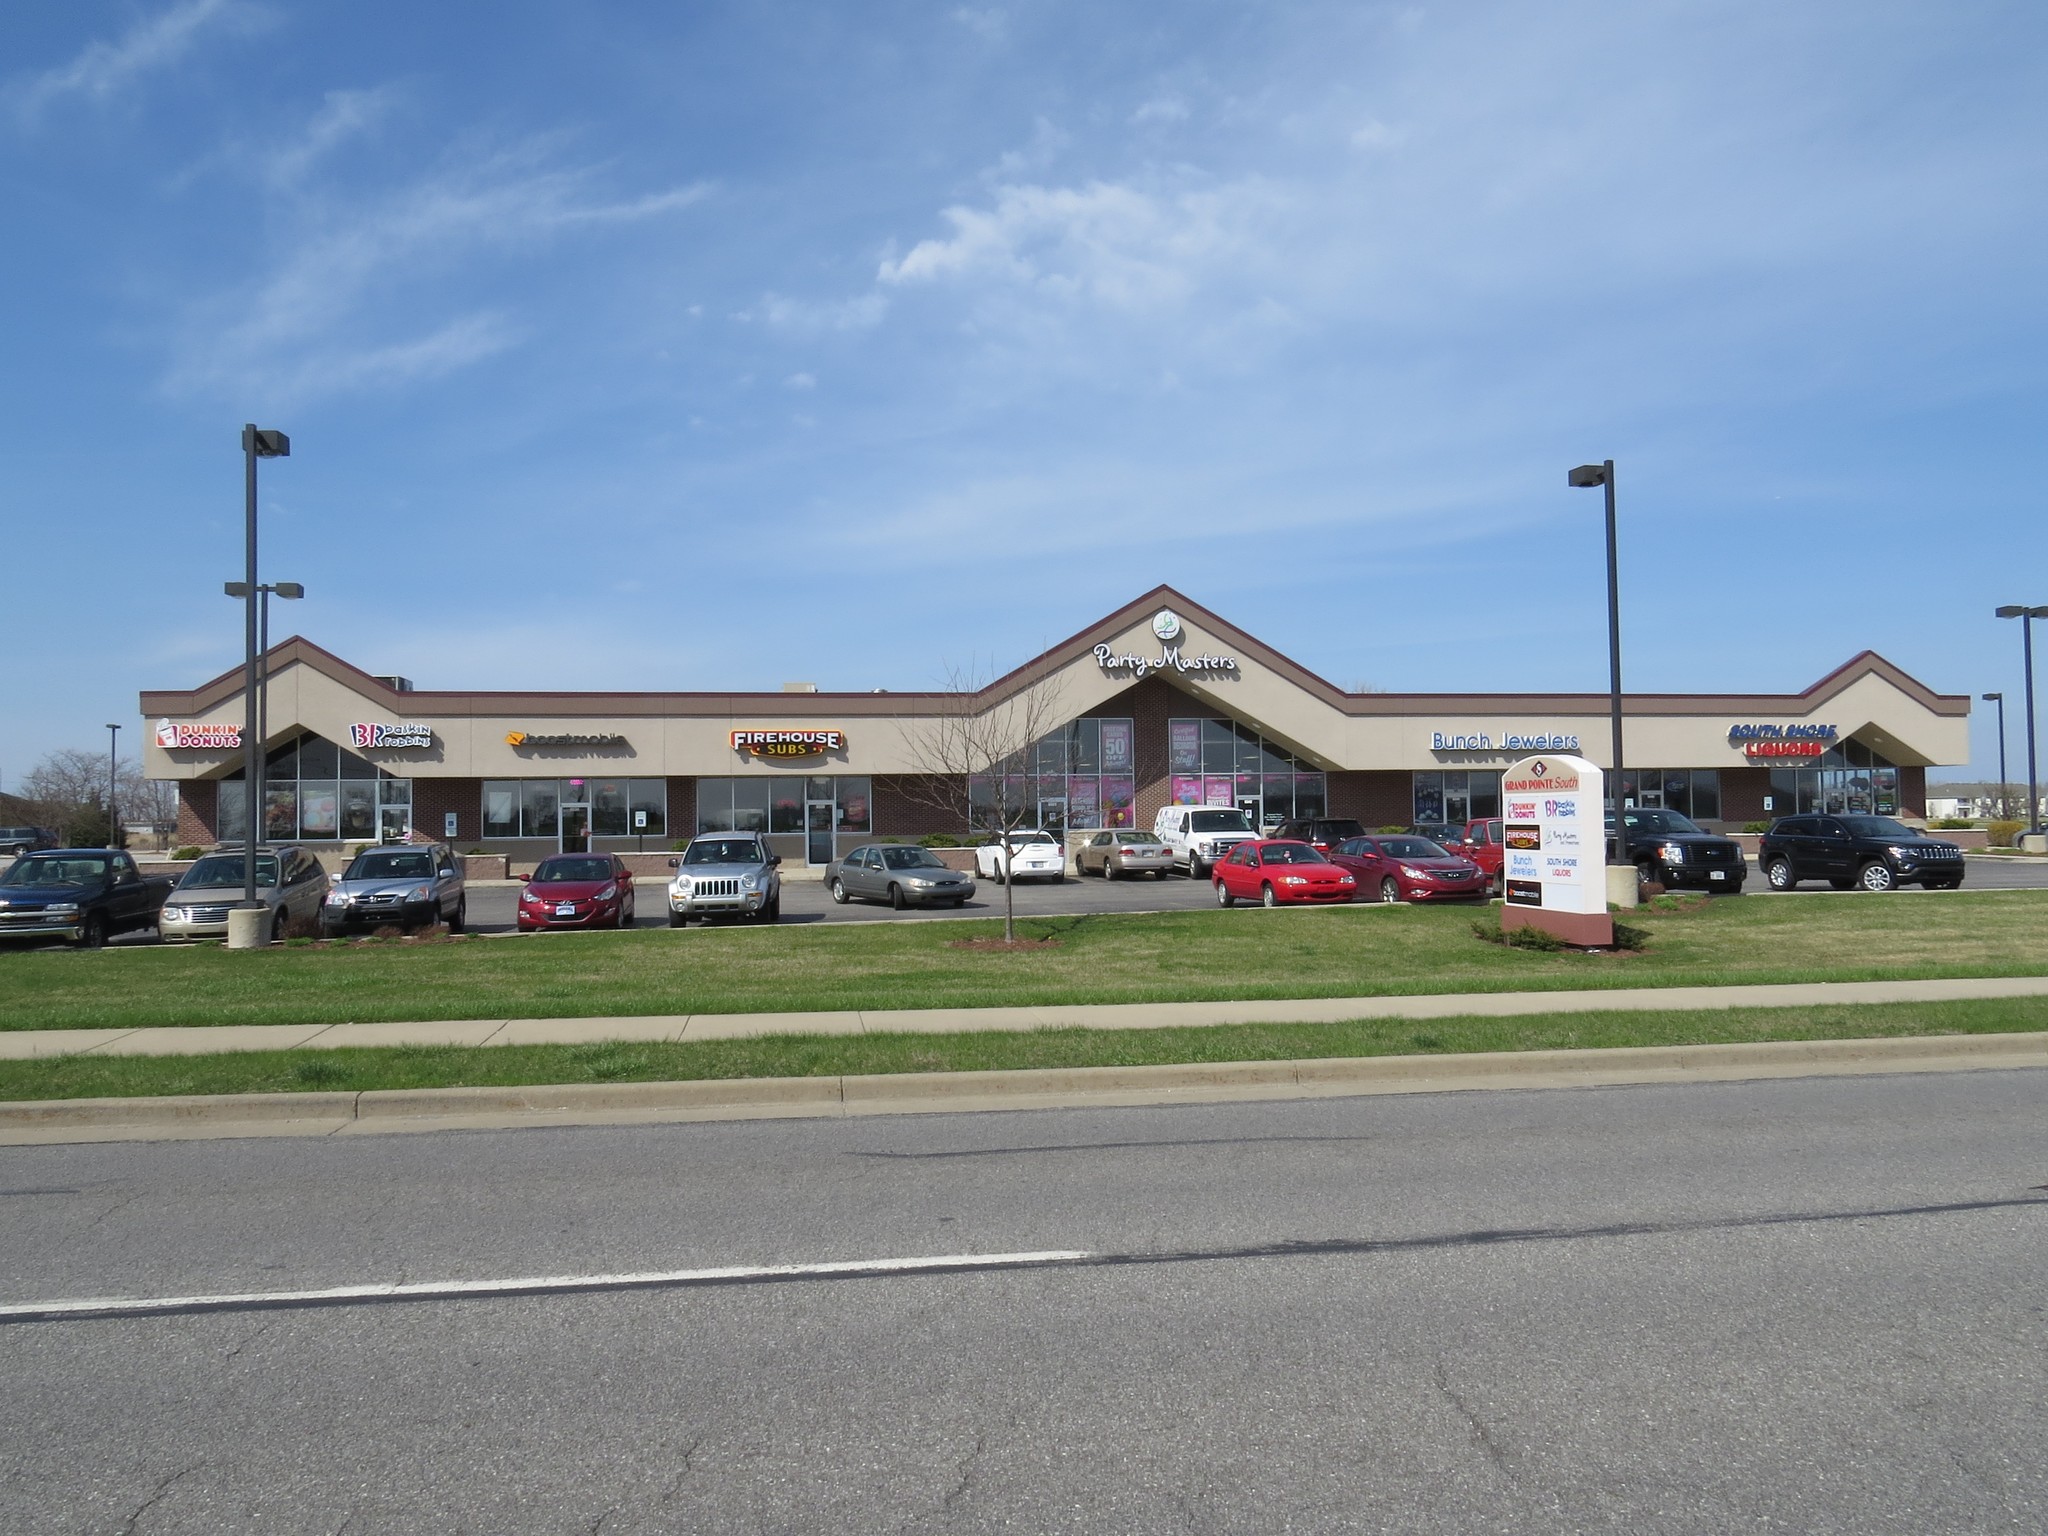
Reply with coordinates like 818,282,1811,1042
738,291,888,332
5,0,262,124
263,86,396,187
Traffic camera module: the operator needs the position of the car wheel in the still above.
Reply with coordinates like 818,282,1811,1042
668,911,686,927
75,912,108,950
1190,858,1207,880
1766,858,1796,891
1858,861,1897,892
1260,882,1279,908
1050,872,1063,884
1150,868,1164,880
829,879,849,905
889,883,906,910
448,896,466,933
271,908,289,942
1215,880,1234,908
1380,876,1401,904
762,896,780,923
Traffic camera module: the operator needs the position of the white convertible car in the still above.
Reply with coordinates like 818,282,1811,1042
974,830,1067,884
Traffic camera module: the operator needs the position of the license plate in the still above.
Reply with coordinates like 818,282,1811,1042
1709,871,1725,881
556,903,576,917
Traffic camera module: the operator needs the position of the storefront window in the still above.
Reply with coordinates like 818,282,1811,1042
1411,770,1500,827
1165,719,1324,832
521,780,559,839
483,783,519,839
1767,743,1896,819
837,777,872,833
487,779,665,841
696,777,868,837
591,779,630,837
221,732,407,842
629,780,668,837
968,718,1141,831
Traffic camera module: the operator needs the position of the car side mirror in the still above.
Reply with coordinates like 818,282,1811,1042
667,857,680,868
770,855,782,866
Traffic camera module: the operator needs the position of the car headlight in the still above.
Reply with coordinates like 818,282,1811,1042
1659,843,1686,863
409,885,432,901
1337,875,1355,885
596,883,618,900
325,890,349,905
47,902,79,915
161,905,184,920
905,876,934,887
1888,845,1915,861
671,876,692,893
1281,875,1308,887
739,875,759,891
1400,865,1427,879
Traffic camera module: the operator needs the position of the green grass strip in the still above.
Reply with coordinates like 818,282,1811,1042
5,891,2048,1033
4,997,2043,1102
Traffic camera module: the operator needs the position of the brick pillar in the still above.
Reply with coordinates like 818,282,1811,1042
666,777,696,845
1898,765,1927,819
1327,771,1412,830
176,781,218,847
1719,767,1770,826
409,778,479,845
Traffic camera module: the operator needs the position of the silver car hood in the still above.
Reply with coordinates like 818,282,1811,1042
169,884,280,904
674,863,771,879
334,877,432,898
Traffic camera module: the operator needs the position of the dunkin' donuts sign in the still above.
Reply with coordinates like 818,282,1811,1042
155,719,241,749
1499,754,1604,918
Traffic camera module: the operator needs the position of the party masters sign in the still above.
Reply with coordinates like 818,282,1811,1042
1499,753,1612,947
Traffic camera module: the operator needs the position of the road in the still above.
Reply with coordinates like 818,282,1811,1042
3,1070,2044,1532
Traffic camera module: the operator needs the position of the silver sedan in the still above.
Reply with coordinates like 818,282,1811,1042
829,845,977,910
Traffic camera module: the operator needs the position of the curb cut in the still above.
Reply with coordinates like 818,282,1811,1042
3,1030,2045,1145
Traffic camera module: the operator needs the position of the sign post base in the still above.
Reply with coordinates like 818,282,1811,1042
1500,903,1614,949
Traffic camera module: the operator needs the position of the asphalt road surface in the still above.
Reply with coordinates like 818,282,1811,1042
3,1070,2044,1532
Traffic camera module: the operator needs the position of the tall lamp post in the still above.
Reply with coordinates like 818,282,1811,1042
224,580,306,788
237,425,290,913
1994,605,2048,836
105,723,120,850
1568,459,1626,865
1982,692,2008,821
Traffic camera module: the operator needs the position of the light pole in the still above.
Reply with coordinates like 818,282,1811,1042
224,580,305,793
1994,606,2048,835
1569,459,1626,864
105,723,120,850
1982,692,2008,821
237,425,290,911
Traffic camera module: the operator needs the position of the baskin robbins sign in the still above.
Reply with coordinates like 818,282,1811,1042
349,722,434,750
1498,753,1612,949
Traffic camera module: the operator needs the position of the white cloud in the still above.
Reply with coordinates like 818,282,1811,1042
784,371,817,390
264,86,395,187
6,0,261,123
952,8,1006,44
1131,96,1189,126
266,312,518,399
740,291,888,331
1349,118,1405,150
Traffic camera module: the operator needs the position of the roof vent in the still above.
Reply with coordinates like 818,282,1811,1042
374,675,415,693
782,681,818,694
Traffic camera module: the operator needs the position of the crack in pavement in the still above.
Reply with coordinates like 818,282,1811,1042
1434,1358,1511,1476
658,1435,705,1504
118,1462,203,1535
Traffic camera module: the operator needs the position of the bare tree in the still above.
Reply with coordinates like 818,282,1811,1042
19,750,173,847
899,657,1067,942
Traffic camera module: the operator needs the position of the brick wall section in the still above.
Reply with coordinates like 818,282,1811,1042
1899,765,1926,818
176,781,218,846
873,774,952,836
1327,771,1413,830
410,777,478,846
665,777,696,845
1719,767,1770,826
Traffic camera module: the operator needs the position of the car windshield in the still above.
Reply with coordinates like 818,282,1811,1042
1377,837,1449,858
1621,809,1705,835
346,850,436,880
4,854,111,887
684,840,764,866
1114,831,1161,844
1838,815,1915,838
998,832,1056,846
881,847,946,870
1262,843,1329,865
1190,810,1252,832
533,857,611,883
179,853,278,889
1319,820,1365,839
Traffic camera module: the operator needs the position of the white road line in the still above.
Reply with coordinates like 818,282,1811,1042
0,1249,1096,1323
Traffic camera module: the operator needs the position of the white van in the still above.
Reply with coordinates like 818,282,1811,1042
1153,805,1258,877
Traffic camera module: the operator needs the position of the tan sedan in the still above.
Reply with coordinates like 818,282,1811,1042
1073,829,1175,880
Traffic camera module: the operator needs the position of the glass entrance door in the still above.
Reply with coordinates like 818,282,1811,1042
806,801,834,866
561,803,591,853
379,802,410,843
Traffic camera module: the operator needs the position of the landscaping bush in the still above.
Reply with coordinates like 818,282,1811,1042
1742,821,1769,835
1930,818,1977,830
170,846,203,861
1988,820,2024,847
1378,825,1406,834
918,832,969,848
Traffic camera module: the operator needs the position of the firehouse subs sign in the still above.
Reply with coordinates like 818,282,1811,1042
155,719,242,749
1728,722,1838,759
732,729,845,758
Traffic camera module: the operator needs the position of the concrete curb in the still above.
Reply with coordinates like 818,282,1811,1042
4,1030,2045,1145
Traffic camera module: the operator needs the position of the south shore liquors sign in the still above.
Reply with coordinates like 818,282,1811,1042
1499,753,1612,948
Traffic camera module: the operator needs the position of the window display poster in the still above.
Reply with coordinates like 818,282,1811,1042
1171,775,1203,805
1204,776,1235,807
1066,776,1100,827
1169,720,1201,774
1101,719,1133,773
1102,776,1135,827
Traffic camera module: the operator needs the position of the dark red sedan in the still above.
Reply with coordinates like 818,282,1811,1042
1211,839,1358,907
1329,834,1487,904
517,854,636,931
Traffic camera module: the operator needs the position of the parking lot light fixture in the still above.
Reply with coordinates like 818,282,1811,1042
238,425,289,911
1994,606,2048,834
1983,693,2008,820
1569,460,1626,864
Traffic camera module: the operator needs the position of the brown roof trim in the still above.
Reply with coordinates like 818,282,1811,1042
138,597,1969,721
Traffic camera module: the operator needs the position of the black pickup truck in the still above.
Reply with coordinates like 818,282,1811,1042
1607,807,1749,893
0,848,174,947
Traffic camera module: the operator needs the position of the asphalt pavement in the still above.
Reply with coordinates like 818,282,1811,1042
3,1070,2044,1531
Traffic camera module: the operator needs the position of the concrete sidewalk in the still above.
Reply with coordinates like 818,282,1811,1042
7,975,2048,1061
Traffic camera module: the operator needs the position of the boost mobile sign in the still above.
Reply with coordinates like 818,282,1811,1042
1499,753,1607,928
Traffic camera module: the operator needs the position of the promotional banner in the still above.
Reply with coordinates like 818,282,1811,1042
1499,753,1612,945
1100,720,1133,773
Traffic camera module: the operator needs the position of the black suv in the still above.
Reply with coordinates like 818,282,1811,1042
1607,807,1747,893
1270,817,1366,852
1758,814,1965,892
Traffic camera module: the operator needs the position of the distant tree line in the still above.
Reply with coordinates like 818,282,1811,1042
8,749,178,849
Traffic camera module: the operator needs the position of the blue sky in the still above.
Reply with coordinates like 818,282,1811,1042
3,0,2045,787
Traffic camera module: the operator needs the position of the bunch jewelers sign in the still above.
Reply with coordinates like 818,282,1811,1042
1499,753,1612,948
732,729,845,758
155,719,241,749
349,722,434,749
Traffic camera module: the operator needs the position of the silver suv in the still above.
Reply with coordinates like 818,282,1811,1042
323,842,466,935
667,834,782,924
161,845,330,942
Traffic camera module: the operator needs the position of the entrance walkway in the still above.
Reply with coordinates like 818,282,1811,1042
7,975,2048,1060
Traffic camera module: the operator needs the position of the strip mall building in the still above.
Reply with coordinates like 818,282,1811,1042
141,587,1970,865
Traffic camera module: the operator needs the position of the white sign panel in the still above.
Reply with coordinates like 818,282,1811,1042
1499,753,1605,917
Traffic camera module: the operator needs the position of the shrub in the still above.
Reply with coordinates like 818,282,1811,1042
1378,825,1406,834
1470,916,1564,951
918,832,969,848
1988,819,2024,847
1610,921,1650,951
170,845,203,860
1930,818,1977,830
1741,821,1769,835
282,910,324,941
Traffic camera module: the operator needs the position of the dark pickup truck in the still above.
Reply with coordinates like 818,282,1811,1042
0,848,174,947
1608,807,1748,894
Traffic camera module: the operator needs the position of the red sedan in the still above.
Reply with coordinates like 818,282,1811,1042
1329,834,1488,904
1212,839,1358,907
517,853,636,931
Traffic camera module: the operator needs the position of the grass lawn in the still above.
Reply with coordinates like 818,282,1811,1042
2,890,2047,1034
2,997,2043,1101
